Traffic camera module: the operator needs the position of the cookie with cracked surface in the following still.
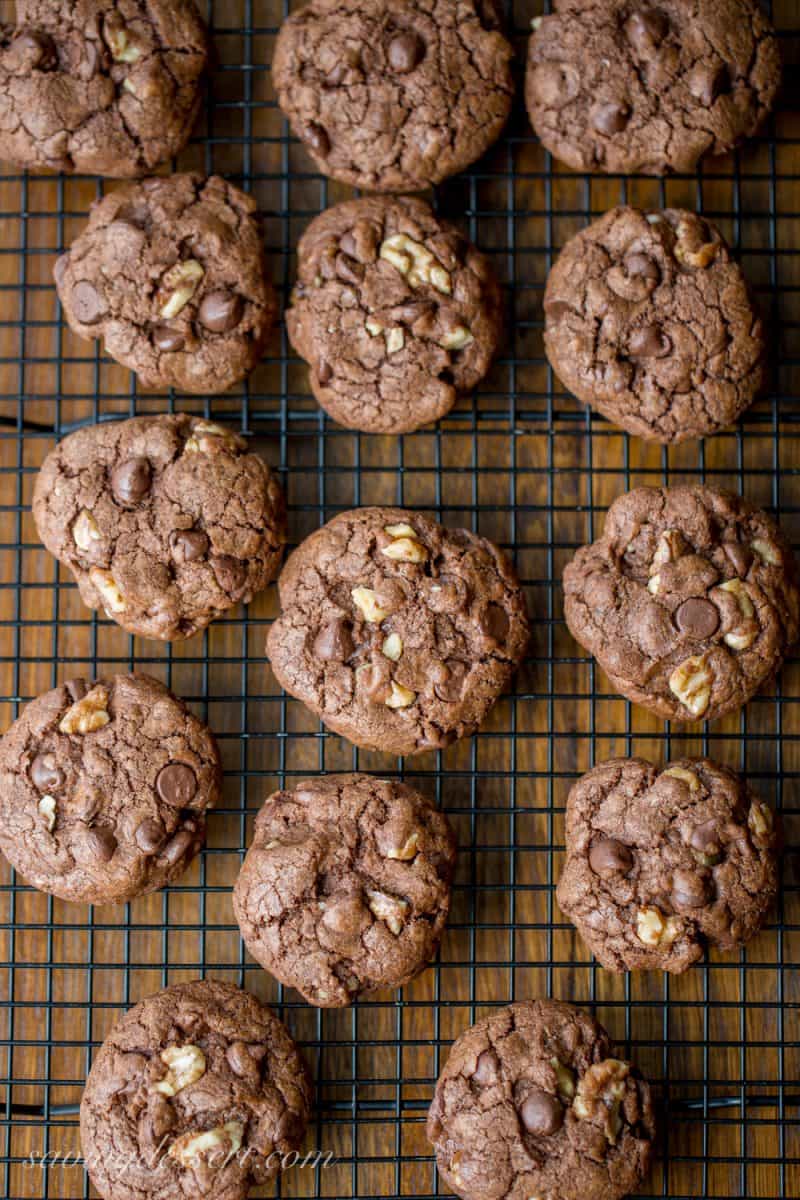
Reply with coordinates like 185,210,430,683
426,998,655,1200
563,485,800,723
526,0,781,175
54,174,276,394
287,196,503,434
272,0,514,192
33,414,285,641
0,674,221,904
80,979,312,1200
544,207,766,443
266,507,530,755
0,1,208,177
233,773,457,1006
557,757,779,973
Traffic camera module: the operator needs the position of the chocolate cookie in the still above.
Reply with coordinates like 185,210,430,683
544,207,766,443
563,485,800,723
556,757,779,973
287,196,503,434
0,1,208,176
233,773,457,1006
0,674,221,905
80,979,312,1200
55,174,277,394
33,414,285,641
526,0,781,175
272,0,514,192
426,998,656,1200
266,507,530,755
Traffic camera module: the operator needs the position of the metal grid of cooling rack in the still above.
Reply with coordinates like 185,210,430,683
0,1,798,1198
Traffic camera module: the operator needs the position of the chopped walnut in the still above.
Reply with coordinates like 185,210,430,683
72,509,101,553
662,765,700,792
154,1044,207,1097
440,326,474,350
381,633,403,661
58,686,110,735
351,586,389,623
381,525,428,563
651,528,686,571
549,1057,576,1102
385,327,405,354
158,260,204,320
379,234,451,294
752,538,781,565
89,567,126,614
366,888,409,935
168,1120,243,1167
385,681,416,709
38,795,57,832
386,830,419,861
719,578,757,650
748,801,773,840
105,20,142,63
184,420,244,455
573,1059,630,1144
669,654,713,718
636,906,681,947
674,220,719,269
365,317,384,337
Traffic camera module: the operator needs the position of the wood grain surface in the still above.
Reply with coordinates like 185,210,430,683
0,2,798,1198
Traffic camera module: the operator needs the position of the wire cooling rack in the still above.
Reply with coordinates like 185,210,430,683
0,1,799,1198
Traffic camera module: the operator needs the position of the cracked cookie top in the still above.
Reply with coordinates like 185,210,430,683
272,0,514,192
557,757,779,974
0,0,208,176
544,207,766,443
525,0,781,175
0,674,221,904
54,174,276,394
33,414,286,641
426,999,656,1200
287,196,503,434
563,485,800,724
266,507,530,756
233,773,457,1006
80,980,312,1200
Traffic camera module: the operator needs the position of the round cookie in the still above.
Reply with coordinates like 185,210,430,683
0,1,208,176
266,507,530,755
426,998,656,1200
80,979,312,1200
33,414,285,641
526,0,781,176
556,757,779,973
0,674,221,905
233,773,457,1006
54,174,277,394
272,0,514,192
563,485,800,724
287,196,503,434
544,207,766,443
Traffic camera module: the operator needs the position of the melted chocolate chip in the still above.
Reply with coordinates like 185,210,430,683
317,360,333,385
135,817,166,854
480,603,510,643
159,829,195,866
629,324,671,358
152,324,186,353
671,867,711,909
156,763,197,807
71,280,105,325
689,819,722,859
65,678,88,704
722,542,753,577
212,554,248,596
625,9,669,53
334,253,364,285
170,529,209,564
387,30,424,73
111,456,152,507
434,660,468,702
31,752,64,793
199,290,243,333
589,837,634,877
625,252,660,287
519,1088,563,1136
688,63,727,107
86,827,117,862
592,101,630,135
674,597,720,640
472,1048,500,1086
313,618,355,662
304,122,330,157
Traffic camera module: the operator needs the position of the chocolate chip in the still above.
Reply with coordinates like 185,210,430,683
313,618,355,662
31,753,64,793
156,763,197,807
592,101,630,135
71,280,105,325
212,554,248,597
86,827,117,862
199,290,243,333
152,323,186,353
625,10,669,52
135,818,166,854
472,1049,499,1086
479,603,510,643
335,253,364,285
159,829,194,867
519,1088,563,1136
629,324,671,358
170,529,209,563
671,867,711,909
688,63,727,107
722,542,753,577
674,597,720,640
111,456,152,507
8,30,56,71
588,837,633,877
387,30,424,73
227,1040,261,1083
689,819,722,859
434,660,468,703
304,123,330,157
625,253,660,287
339,231,357,258
317,360,333,385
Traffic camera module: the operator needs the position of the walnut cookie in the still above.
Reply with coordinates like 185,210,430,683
55,174,277,394
563,485,800,723
0,0,209,176
557,757,779,973
33,414,285,641
426,999,655,1200
266,507,530,756
286,195,503,434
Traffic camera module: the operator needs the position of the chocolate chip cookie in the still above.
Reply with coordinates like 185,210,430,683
0,674,221,905
33,414,285,642
80,979,312,1200
55,175,276,394
563,485,800,723
287,196,503,434
0,1,208,176
544,207,766,443
272,0,514,192
233,773,457,1006
526,0,781,175
266,508,530,755
426,998,656,1200
557,757,779,973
